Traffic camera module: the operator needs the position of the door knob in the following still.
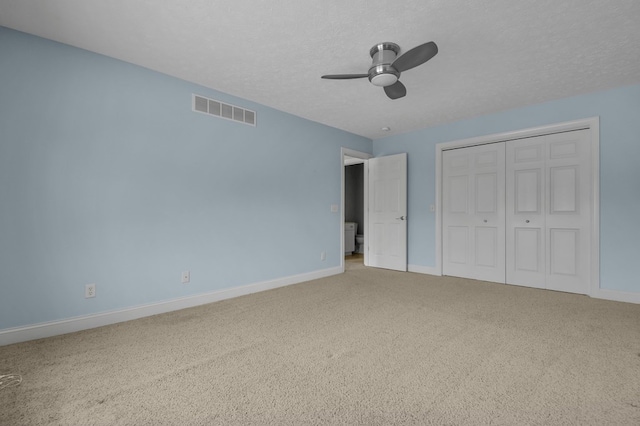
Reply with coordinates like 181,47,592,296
483,219,488,223
526,220,530,223
396,216,406,220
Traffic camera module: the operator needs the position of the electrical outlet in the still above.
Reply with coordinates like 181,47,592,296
85,284,96,298
181,271,190,284
320,251,326,261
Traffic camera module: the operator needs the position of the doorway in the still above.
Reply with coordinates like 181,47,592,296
341,148,372,272
345,161,364,264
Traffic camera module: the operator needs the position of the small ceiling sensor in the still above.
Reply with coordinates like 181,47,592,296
381,126,391,132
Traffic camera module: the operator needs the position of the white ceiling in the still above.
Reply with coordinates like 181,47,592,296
1,1,640,140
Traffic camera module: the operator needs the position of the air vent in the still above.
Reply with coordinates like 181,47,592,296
192,94,256,127
194,96,208,113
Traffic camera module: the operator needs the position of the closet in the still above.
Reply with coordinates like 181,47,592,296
442,129,592,294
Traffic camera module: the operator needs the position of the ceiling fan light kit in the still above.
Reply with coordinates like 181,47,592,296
370,70,399,87
369,43,400,87
321,41,438,99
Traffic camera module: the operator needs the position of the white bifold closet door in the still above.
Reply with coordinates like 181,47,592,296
506,129,592,294
443,129,592,295
442,143,506,283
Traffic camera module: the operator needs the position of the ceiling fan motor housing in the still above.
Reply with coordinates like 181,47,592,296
368,42,400,87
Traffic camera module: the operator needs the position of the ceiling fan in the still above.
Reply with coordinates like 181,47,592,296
321,41,438,100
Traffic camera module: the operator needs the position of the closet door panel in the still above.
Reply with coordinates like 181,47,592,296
443,143,505,283
545,130,591,294
506,138,546,288
506,129,592,294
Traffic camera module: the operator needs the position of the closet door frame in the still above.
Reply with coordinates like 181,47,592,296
434,117,600,296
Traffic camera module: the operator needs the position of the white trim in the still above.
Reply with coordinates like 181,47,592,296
363,160,370,266
341,148,372,270
0,266,342,347
342,148,373,159
436,117,594,152
406,263,638,304
592,289,640,305
407,265,637,304
408,264,441,276
589,119,601,298
3,262,636,347
435,143,442,276
435,117,600,295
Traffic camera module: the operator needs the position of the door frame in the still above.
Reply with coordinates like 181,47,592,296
341,148,373,272
435,117,600,295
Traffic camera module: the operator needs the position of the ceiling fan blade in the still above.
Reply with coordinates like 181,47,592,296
392,41,438,73
321,74,368,79
384,81,407,100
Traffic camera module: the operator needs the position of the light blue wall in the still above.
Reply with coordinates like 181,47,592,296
3,25,638,333
374,84,640,293
0,27,371,330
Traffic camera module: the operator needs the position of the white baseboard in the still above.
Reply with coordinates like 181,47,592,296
407,265,640,304
406,265,640,305
408,264,441,276
4,266,637,347
0,266,342,347
592,288,640,305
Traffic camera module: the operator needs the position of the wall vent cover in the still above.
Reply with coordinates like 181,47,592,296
192,94,256,127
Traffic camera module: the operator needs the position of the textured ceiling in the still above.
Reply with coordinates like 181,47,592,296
1,0,640,139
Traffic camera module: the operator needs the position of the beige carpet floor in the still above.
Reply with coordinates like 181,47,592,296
1,259,640,425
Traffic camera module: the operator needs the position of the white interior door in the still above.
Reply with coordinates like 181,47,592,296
442,143,506,282
506,129,592,294
368,153,407,271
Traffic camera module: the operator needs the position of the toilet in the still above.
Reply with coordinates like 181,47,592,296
355,234,364,253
